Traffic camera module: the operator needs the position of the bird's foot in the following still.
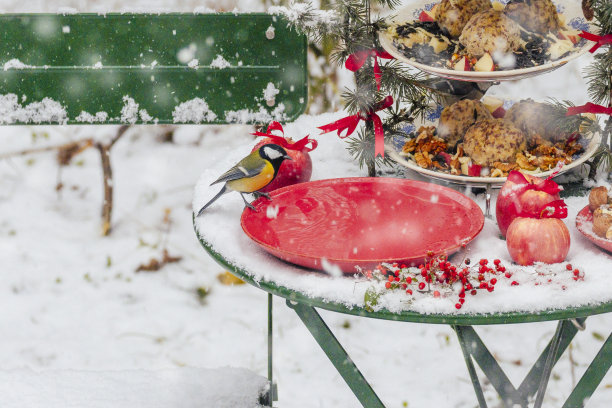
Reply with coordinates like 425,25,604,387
245,202,258,211
253,191,272,201
241,193,258,212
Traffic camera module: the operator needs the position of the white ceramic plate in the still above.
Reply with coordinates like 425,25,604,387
386,100,601,187
379,0,594,82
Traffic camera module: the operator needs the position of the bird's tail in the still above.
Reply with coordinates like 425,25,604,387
197,185,228,216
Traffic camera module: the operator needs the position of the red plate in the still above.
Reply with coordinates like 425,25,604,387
241,177,484,273
576,205,612,253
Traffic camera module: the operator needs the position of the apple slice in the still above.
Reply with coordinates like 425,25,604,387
482,95,503,113
429,37,448,54
474,53,495,72
492,1,505,11
558,29,580,45
453,56,469,71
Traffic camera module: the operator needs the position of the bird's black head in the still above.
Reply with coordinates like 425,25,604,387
258,144,292,173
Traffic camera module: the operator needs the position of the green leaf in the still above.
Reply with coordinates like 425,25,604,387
364,287,380,312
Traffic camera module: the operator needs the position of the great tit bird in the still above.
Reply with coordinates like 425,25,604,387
197,143,292,215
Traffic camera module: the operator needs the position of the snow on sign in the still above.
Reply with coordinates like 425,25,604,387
0,13,307,125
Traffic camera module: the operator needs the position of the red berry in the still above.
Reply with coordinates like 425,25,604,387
490,278,497,285
406,276,412,283
511,281,519,286
505,272,512,278
479,259,488,266
418,282,425,290
459,291,465,298
566,264,573,270
433,290,440,298
385,282,391,289
395,276,400,282
479,282,487,289
388,275,394,282
459,298,465,304
573,269,580,276
494,259,501,266
455,303,462,309
401,283,407,289
406,289,413,295
487,286,494,292
471,290,477,296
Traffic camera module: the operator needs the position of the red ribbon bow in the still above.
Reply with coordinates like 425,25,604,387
579,31,612,53
566,102,612,116
317,95,394,158
506,170,568,219
251,121,318,152
506,169,563,197
345,49,394,91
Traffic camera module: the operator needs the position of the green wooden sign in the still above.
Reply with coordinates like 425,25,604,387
0,13,307,125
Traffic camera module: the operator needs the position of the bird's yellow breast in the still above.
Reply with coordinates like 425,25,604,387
226,161,275,193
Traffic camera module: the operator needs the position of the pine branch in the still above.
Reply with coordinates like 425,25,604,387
584,51,612,106
544,99,601,137
591,0,612,35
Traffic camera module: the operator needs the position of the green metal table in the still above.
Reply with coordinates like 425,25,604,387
195,228,612,408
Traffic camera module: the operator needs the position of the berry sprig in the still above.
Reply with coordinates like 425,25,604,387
363,253,587,312
364,253,516,310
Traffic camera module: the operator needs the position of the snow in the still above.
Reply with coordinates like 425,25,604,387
120,96,140,124
210,55,231,69
75,111,109,123
0,367,268,408
187,58,199,69
263,82,280,102
0,1,611,408
3,58,31,70
0,93,67,124
172,98,217,123
224,103,287,124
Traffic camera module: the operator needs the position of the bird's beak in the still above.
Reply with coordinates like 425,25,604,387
284,154,293,160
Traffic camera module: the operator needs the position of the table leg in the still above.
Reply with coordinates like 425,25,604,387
286,300,385,408
266,293,278,406
562,332,612,408
454,326,489,408
518,318,586,398
533,320,565,408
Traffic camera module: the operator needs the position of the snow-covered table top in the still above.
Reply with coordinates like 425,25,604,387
193,114,612,323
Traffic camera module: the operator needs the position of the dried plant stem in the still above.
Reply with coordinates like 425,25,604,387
95,125,129,236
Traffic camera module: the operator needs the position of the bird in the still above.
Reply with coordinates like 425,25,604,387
196,143,292,215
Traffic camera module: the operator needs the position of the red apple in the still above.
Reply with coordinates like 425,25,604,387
496,173,561,237
252,137,312,193
506,217,570,266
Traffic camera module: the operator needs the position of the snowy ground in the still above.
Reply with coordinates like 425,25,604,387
0,1,611,407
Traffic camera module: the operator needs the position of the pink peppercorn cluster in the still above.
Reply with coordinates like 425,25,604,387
365,253,518,310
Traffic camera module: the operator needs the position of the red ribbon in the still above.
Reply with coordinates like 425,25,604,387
252,121,318,152
566,102,612,116
505,170,568,219
318,95,394,158
507,170,563,197
537,200,568,219
345,49,394,91
579,31,612,53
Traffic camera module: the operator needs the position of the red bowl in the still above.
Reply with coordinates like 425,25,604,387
240,177,484,273
576,205,612,254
